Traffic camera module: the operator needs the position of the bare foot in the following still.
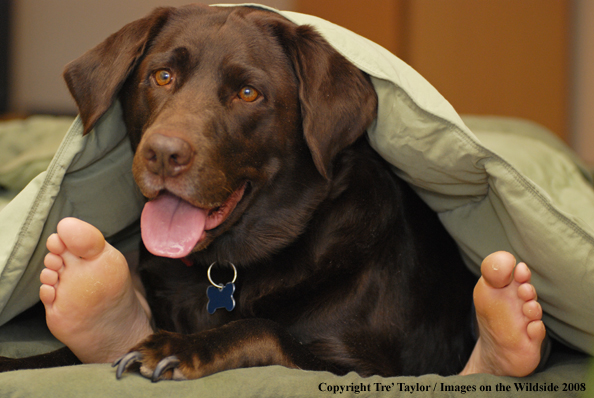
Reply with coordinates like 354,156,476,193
460,251,546,376
40,217,153,364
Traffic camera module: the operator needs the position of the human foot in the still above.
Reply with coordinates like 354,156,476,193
40,217,153,364
460,251,546,376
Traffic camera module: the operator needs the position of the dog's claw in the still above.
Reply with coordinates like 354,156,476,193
151,355,181,382
114,351,143,379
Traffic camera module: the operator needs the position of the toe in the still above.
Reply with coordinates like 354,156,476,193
56,218,106,259
44,253,64,272
46,234,66,255
513,262,532,284
523,300,542,321
481,251,516,288
40,268,59,285
517,283,537,301
39,284,56,305
527,320,546,342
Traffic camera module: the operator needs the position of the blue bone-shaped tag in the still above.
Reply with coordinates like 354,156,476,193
206,283,236,314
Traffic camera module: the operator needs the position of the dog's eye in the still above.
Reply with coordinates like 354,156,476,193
153,69,173,86
238,86,260,102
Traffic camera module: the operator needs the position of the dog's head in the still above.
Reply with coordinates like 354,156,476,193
64,5,377,264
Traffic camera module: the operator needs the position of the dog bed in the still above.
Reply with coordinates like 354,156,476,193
0,4,592,396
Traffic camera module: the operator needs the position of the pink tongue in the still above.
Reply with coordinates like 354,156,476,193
141,193,207,258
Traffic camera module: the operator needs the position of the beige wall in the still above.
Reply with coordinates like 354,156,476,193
404,1,570,141
572,0,594,165
9,0,294,114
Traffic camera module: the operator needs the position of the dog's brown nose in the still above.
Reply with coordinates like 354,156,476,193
141,133,194,177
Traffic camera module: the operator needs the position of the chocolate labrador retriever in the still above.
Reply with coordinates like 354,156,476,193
2,4,477,380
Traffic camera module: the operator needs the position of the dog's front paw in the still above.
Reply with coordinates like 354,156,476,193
113,331,197,382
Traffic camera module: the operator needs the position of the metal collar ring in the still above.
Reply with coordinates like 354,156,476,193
207,262,237,289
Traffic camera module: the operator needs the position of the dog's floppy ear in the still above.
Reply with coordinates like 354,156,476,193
261,15,378,179
63,7,172,135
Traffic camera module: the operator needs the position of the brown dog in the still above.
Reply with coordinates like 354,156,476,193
4,5,477,380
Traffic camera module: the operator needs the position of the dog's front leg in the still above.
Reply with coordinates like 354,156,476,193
114,318,335,381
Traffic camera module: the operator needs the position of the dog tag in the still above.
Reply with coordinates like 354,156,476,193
207,283,236,314
206,262,237,314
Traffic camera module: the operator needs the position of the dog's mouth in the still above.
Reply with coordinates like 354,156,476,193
140,183,247,258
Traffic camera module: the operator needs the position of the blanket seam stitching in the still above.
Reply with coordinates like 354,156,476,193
2,121,79,308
